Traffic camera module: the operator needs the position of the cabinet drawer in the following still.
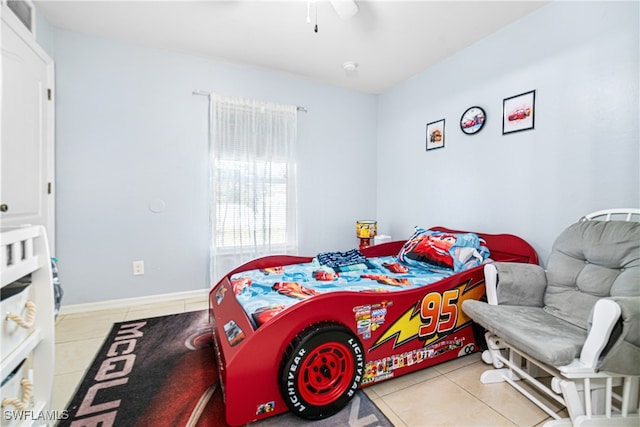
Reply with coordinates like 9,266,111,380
1,357,35,426
1,282,34,361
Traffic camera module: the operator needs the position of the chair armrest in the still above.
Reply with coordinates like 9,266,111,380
484,262,547,306
595,296,640,375
579,299,622,369
562,297,640,375
609,296,640,347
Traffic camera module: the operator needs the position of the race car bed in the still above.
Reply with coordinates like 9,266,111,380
209,226,538,425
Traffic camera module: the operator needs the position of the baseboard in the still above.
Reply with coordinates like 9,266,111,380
58,288,210,315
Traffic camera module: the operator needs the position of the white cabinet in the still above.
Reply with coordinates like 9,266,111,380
1,2,56,252
1,226,54,426
1,3,55,423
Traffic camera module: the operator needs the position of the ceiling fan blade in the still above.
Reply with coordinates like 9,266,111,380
329,0,358,20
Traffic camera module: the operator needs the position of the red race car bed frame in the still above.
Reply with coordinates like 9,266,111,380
208,227,538,425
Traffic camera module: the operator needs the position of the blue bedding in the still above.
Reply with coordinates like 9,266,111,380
230,230,490,328
230,256,448,327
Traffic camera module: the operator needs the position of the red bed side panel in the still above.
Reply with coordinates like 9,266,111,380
209,228,538,425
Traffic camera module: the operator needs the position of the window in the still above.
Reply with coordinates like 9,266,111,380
214,159,289,249
209,94,298,282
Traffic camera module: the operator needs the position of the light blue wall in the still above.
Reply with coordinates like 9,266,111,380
51,0,639,304
376,1,640,262
35,9,54,58
53,31,377,304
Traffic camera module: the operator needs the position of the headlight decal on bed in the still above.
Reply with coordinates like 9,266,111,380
370,279,484,351
214,285,227,304
256,401,276,416
223,320,245,346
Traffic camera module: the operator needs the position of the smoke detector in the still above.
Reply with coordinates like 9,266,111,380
343,61,358,72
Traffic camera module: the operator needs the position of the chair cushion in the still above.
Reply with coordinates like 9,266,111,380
462,300,587,366
544,220,640,329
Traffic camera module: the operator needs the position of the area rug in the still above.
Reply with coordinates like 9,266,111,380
60,310,393,427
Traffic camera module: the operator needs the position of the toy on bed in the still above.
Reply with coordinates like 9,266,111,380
209,225,538,426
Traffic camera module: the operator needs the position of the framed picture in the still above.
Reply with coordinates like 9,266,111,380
426,119,445,150
502,90,535,134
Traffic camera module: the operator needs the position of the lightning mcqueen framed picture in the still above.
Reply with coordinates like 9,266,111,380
503,90,536,134
209,226,538,426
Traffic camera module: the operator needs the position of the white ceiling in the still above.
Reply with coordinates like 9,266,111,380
35,0,549,94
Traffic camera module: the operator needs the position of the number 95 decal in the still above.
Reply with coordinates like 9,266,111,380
372,281,483,351
419,289,458,338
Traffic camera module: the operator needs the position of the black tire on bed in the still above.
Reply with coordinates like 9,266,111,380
279,323,365,420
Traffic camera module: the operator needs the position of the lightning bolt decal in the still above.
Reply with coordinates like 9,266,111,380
454,280,485,328
373,301,423,349
371,279,485,351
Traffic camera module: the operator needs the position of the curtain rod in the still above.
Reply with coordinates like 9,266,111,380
192,90,307,112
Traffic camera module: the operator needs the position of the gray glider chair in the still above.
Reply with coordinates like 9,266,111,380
462,209,640,427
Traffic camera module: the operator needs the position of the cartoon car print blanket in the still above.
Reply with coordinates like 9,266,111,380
230,229,490,328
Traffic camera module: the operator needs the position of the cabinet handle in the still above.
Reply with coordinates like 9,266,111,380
1,378,33,410
5,301,37,329
0,204,7,212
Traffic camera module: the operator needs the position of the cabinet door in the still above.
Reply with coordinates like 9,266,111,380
1,15,54,249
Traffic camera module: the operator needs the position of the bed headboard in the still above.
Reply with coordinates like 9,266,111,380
429,226,538,265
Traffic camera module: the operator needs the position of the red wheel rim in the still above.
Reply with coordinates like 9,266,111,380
298,341,354,406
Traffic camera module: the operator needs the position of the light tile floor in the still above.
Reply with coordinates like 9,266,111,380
54,295,562,426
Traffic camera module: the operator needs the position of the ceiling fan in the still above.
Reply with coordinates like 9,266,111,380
328,0,359,20
307,0,359,32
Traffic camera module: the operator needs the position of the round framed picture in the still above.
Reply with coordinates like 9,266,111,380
460,106,486,135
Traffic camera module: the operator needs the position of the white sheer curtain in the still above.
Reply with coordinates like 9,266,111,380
209,94,298,283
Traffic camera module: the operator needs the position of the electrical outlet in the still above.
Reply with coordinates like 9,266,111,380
132,260,144,276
